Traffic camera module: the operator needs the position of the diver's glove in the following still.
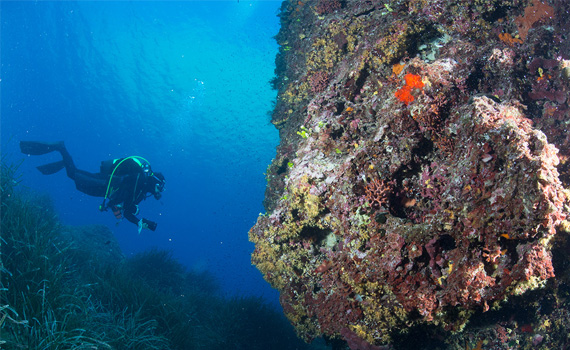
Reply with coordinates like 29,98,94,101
138,218,157,234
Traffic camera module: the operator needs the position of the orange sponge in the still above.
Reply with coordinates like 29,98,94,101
395,73,423,105
404,73,424,89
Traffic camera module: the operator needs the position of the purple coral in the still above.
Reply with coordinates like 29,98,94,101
315,0,341,15
309,71,329,93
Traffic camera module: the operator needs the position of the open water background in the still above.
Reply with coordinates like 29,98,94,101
1,0,281,302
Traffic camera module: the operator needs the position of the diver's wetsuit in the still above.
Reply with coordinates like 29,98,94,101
21,141,158,227
56,145,110,197
103,167,156,225
60,146,155,225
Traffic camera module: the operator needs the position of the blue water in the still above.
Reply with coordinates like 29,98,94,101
1,1,281,302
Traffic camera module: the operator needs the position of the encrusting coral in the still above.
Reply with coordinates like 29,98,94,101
252,0,570,349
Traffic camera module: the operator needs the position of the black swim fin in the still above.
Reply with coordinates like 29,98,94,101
36,161,65,175
20,141,64,155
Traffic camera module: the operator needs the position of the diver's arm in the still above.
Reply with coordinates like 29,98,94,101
123,204,140,225
124,203,157,232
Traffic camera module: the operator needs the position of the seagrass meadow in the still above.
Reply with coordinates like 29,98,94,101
0,159,314,350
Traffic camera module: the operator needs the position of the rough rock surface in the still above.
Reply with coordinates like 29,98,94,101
250,0,570,348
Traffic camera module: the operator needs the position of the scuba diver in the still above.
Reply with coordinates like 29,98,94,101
20,141,165,234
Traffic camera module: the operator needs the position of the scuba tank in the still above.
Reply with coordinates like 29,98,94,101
100,157,147,176
99,156,152,212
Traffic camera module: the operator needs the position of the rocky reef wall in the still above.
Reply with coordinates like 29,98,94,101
250,0,570,348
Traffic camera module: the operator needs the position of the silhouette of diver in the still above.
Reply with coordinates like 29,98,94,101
20,141,165,234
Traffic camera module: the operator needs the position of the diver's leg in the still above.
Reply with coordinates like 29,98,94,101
56,143,79,180
21,142,107,197
56,146,108,196
73,170,108,197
